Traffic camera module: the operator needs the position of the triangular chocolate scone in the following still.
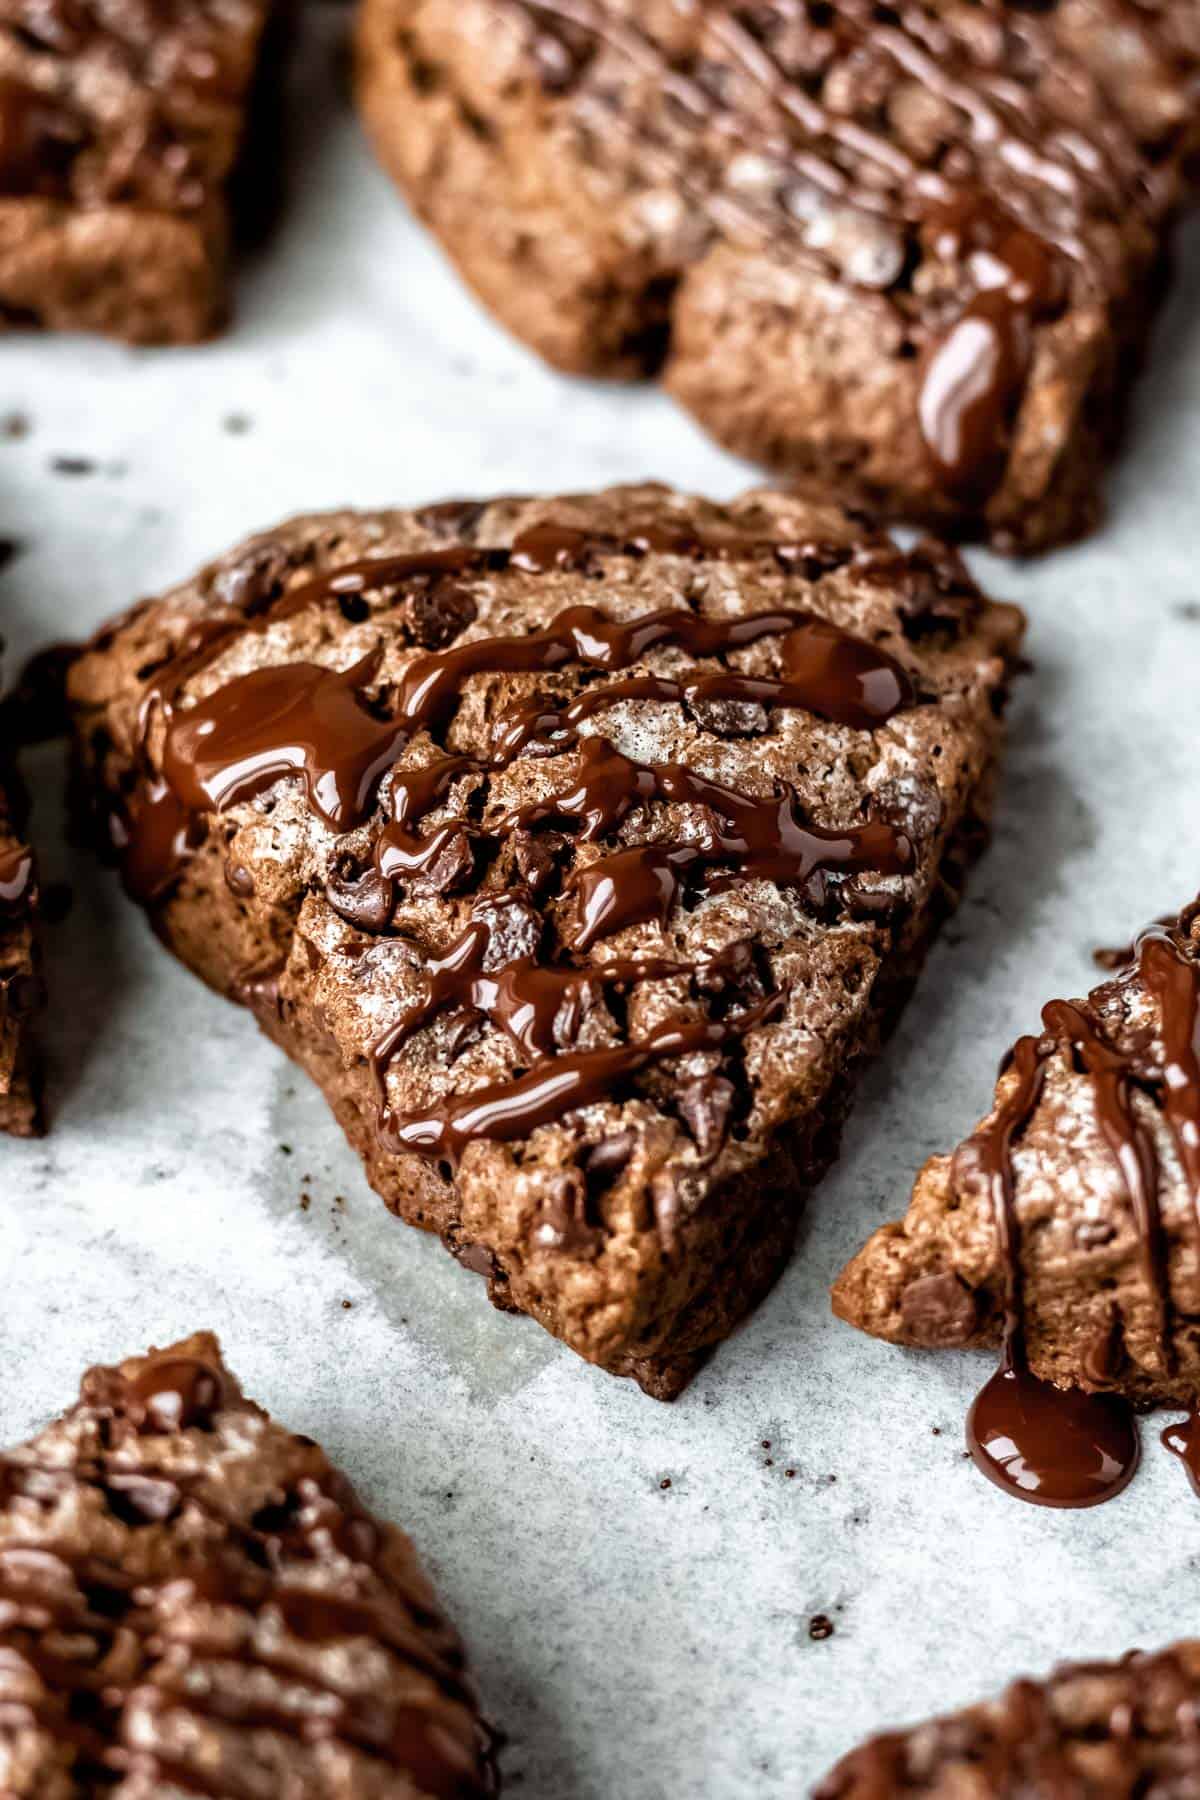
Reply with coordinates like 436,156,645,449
0,1332,497,1795
816,1642,1200,1799
835,899,1200,1504
66,485,1021,1396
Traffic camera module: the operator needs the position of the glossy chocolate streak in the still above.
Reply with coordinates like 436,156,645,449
162,652,407,834
0,1349,494,1799
964,925,1200,1508
380,990,783,1164
963,1036,1140,1508
0,842,35,915
368,891,751,1093
499,738,913,944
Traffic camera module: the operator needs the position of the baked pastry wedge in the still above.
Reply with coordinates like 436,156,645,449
66,483,1022,1396
834,899,1200,1505
0,0,281,342
355,0,1199,551
0,1330,497,1796
817,1642,1200,1800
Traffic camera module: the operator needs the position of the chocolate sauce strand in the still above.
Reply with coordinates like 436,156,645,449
380,990,783,1165
163,654,406,835
0,842,36,915
963,1035,1140,1509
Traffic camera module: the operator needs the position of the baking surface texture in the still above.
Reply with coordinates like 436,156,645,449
1,14,1199,1798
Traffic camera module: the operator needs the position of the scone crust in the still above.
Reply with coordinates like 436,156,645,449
66,483,1022,1395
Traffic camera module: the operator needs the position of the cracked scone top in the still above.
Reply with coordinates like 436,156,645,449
816,1642,1200,1799
0,0,279,341
354,0,1198,550
0,1331,497,1797
66,484,1023,1397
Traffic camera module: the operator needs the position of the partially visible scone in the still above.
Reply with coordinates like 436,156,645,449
816,1643,1200,1799
66,483,1023,1396
0,655,41,1136
0,0,281,342
834,899,1200,1408
0,1330,498,1796
355,0,1199,551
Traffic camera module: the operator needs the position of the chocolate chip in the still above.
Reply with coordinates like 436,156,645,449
809,1614,835,1641
211,535,295,615
400,579,478,649
224,860,255,898
677,1073,735,1158
414,498,486,540
103,1472,182,1525
533,1169,602,1257
899,1272,980,1346
325,864,396,933
1075,1219,1117,1250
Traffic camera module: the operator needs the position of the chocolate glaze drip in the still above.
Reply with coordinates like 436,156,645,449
0,1349,495,1797
962,1035,1140,1509
162,651,407,834
0,842,35,916
500,0,1175,497
917,196,1064,499
380,989,783,1164
963,923,1200,1507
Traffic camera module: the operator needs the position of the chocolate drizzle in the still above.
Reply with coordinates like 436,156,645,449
108,523,927,1159
962,922,1200,1508
0,1345,496,1797
497,0,1179,498
0,842,35,917
380,988,783,1165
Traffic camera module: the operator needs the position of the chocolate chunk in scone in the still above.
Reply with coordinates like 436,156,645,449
816,1642,1200,1800
0,0,281,343
0,1330,498,1796
0,655,42,1137
834,898,1200,1504
66,484,1023,1397
354,0,1199,552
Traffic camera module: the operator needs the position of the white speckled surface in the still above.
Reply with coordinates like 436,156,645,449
2,16,1200,1796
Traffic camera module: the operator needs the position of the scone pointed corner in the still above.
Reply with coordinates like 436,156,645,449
832,895,1200,1411
830,1149,1000,1351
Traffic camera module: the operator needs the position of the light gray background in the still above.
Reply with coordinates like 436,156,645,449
2,15,1199,1796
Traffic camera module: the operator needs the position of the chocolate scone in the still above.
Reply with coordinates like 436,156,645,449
0,0,280,342
834,899,1200,1506
66,484,1022,1397
0,1330,497,1795
355,1,1199,551
0,656,41,1137
816,1643,1200,1800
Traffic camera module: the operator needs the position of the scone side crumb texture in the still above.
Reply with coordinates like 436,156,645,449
833,898,1200,1408
0,0,281,342
0,656,41,1137
0,1329,498,1796
815,1642,1200,1799
353,0,1200,551
66,484,1024,1395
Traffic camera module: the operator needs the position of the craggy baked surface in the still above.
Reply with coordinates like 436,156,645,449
66,483,1022,1396
0,0,277,341
355,0,1199,550
835,899,1200,1407
816,1643,1200,1799
0,1330,496,1796
0,658,40,1136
